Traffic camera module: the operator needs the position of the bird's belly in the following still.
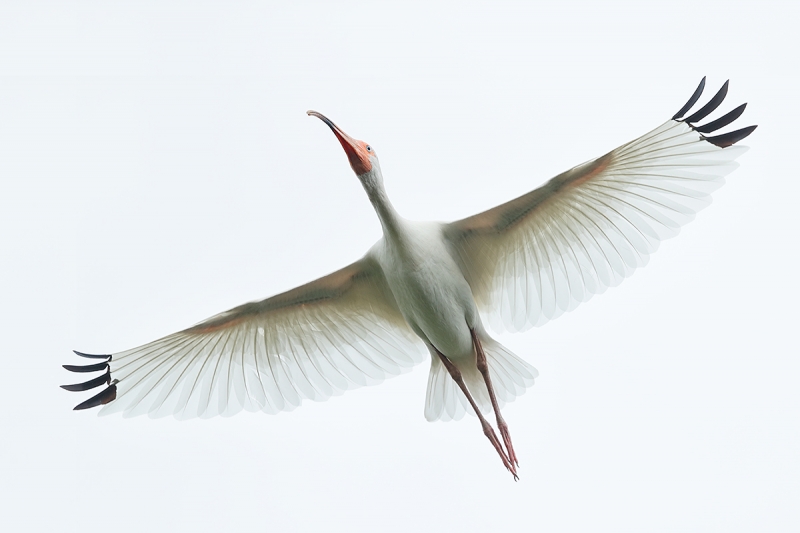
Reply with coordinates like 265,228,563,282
388,264,476,360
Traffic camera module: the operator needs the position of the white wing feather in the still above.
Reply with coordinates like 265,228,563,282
445,119,749,332
82,257,424,419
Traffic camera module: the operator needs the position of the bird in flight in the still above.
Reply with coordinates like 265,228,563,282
64,78,755,479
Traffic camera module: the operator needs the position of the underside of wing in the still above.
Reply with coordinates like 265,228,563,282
63,258,425,419
445,78,756,332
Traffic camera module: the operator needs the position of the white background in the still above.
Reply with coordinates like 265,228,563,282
2,1,798,531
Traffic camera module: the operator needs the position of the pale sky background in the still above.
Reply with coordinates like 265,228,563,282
1,1,798,532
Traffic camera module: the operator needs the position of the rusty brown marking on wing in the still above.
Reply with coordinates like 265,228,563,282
554,152,613,190
188,315,247,334
183,262,367,335
451,152,614,238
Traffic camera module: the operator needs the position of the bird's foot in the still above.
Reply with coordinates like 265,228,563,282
498,419,519,468
481,418,518,479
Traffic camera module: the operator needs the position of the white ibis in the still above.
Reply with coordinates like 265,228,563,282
64,78,755,479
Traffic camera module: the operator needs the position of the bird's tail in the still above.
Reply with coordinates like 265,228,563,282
423,337,538,422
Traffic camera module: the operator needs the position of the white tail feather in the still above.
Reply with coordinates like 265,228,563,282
424,338,537,422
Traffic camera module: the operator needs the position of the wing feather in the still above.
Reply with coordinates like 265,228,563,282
444,79,756,332
66,256,424,418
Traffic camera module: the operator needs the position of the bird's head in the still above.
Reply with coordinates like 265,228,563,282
307,111,376,177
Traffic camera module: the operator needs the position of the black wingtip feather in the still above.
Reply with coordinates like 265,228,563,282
73,383,117,411
64,351,118,411
73,350,112,361
695,103,747,134
674,78,756,148
61,369,111,392
672,76,706,120
63,362,109,373
704,125,758,148
684,80,729,124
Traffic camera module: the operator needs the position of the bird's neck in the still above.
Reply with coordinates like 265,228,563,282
359,168,403,240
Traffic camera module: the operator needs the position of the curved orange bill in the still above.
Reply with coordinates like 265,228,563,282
307,110,371,174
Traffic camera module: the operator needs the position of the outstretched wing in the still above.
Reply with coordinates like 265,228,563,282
63,256,424,419
444,78,756,332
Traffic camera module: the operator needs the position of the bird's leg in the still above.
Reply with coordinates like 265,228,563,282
471,329,518,467
434,347,518,480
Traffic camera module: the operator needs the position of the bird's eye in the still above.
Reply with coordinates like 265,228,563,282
366,145,372,152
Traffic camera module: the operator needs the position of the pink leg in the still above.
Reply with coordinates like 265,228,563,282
471,329,518,467
433,347,518,480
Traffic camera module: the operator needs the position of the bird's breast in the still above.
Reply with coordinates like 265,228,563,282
377,223,478,360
